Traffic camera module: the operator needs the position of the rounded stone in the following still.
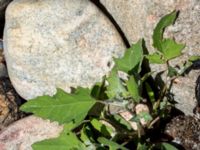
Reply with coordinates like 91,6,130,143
3,0,125,99
0,116,63,150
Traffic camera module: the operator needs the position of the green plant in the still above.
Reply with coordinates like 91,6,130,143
20,11,200,150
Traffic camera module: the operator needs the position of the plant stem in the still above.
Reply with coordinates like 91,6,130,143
148,116,160,129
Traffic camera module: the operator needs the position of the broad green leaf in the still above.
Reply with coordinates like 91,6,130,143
32,125,86,150
20,88,96,124
153,11,177,51
106,67,128,99
90,119,115,137
114,40,143,73
161,142,178,150
97,137,128,150
161,38,185,60
167,65,178,77
145,53,166,64
145,83,155,104
126,76,140,103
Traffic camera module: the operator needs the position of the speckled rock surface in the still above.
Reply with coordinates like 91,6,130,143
4,0,125,100
0,116,63,150
101,0,200,115
171,71,199,115
100,0,200,53
165,115,200,150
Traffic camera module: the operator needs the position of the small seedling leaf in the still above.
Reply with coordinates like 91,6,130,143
167,65,178,77
80,126,95,147
90,119,115,137
97,137,128,150
145,83,155,104
138,112,153,122
188,55,200,62
145,53,166,64
153,11,178,51
161,38,185,60
161,142,178,150
126,76,140,103
115,40,143,73
106,67,128,99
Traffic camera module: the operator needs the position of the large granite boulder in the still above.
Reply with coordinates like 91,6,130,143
3,0,125,100
100,0,200,54
100,0,200,115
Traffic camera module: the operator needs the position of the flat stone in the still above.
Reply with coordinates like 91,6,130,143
101,0,200,115
0,116,63,150
4,0,125,100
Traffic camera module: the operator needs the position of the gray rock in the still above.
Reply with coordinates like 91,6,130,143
171,71,199,115
0,116,63,150
100,0,200,52
4,0,125,100
165,115,200,150
101,0,200,115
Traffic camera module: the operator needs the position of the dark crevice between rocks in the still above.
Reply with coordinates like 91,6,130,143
0,18,4,38
0,0,13,38
90,0,130,48
194,75,200,116
0,77,27,131
0,7,7,38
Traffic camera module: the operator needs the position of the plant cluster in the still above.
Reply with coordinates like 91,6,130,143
20,11,200,150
